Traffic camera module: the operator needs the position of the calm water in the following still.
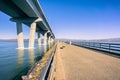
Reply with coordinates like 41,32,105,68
0,41,50,80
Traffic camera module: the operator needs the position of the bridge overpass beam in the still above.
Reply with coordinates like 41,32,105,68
16,22,24,49
28,22,36,49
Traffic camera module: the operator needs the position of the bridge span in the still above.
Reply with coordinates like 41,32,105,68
0,0,55,49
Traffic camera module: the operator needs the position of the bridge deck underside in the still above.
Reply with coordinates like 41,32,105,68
0,0,53,37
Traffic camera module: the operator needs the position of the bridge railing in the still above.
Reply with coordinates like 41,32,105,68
72,41,120,55
38,43,57,80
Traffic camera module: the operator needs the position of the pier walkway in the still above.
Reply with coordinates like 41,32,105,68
53,42,120,80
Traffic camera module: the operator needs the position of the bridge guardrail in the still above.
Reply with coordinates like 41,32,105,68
38,44,57,80
72,42,120,56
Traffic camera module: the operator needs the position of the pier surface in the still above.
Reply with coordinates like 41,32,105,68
54,42,120,80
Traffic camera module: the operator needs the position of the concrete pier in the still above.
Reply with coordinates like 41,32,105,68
53,42,120,80
51,38,54,45
38,32,41,45
28,22,36,49
44,32,47,45
16,22,24,49
1,0,55,50
48,36,51,45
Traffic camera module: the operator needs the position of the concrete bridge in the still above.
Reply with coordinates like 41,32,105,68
0,0,55,49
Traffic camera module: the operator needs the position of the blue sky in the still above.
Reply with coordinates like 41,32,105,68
0,0,120,39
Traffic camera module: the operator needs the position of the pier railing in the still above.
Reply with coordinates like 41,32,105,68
38,44,57,80
72,41,120,55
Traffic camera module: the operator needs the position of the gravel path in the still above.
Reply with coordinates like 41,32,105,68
55,42,120,80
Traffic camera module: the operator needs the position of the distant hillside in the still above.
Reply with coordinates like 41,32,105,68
0,39,44,41
88,38,120,42
0,39,30,41
57,38,120,42
0,38,120,42
0,39,17,41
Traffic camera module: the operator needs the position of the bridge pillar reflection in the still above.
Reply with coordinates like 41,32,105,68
28,49,34,64
28,22,36,49
17,49,24,65
16,22,24,49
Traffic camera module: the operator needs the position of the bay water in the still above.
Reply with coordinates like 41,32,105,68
0,41,49,80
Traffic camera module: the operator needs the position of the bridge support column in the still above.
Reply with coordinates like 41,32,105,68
16,22,24,49
28,22,36,49
49,37,51,46
38,32,41,45
51,38,54,46
48,36,51,45
48,36,51,48
44,32,47,45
